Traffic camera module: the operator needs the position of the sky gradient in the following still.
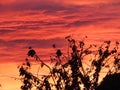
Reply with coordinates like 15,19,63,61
0,0,120,90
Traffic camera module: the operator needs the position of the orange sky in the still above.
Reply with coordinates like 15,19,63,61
0,0,120,89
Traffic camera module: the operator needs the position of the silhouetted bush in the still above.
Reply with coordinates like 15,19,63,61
18,36,120,90
96,73,120,90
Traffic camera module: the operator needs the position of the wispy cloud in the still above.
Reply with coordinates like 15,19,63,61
0,0,120,63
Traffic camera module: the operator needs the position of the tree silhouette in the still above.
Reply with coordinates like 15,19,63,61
96,73,120,90
18,36,120,90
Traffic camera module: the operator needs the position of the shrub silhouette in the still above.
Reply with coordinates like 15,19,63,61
18,36,120,90
96,73,120,90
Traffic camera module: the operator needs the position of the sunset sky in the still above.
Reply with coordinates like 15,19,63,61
0,0,120,90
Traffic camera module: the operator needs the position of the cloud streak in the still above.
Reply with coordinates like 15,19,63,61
0,0,120,63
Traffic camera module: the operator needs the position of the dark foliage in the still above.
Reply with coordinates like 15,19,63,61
27,47,36,57
18,36,120,90
96,73,120,90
